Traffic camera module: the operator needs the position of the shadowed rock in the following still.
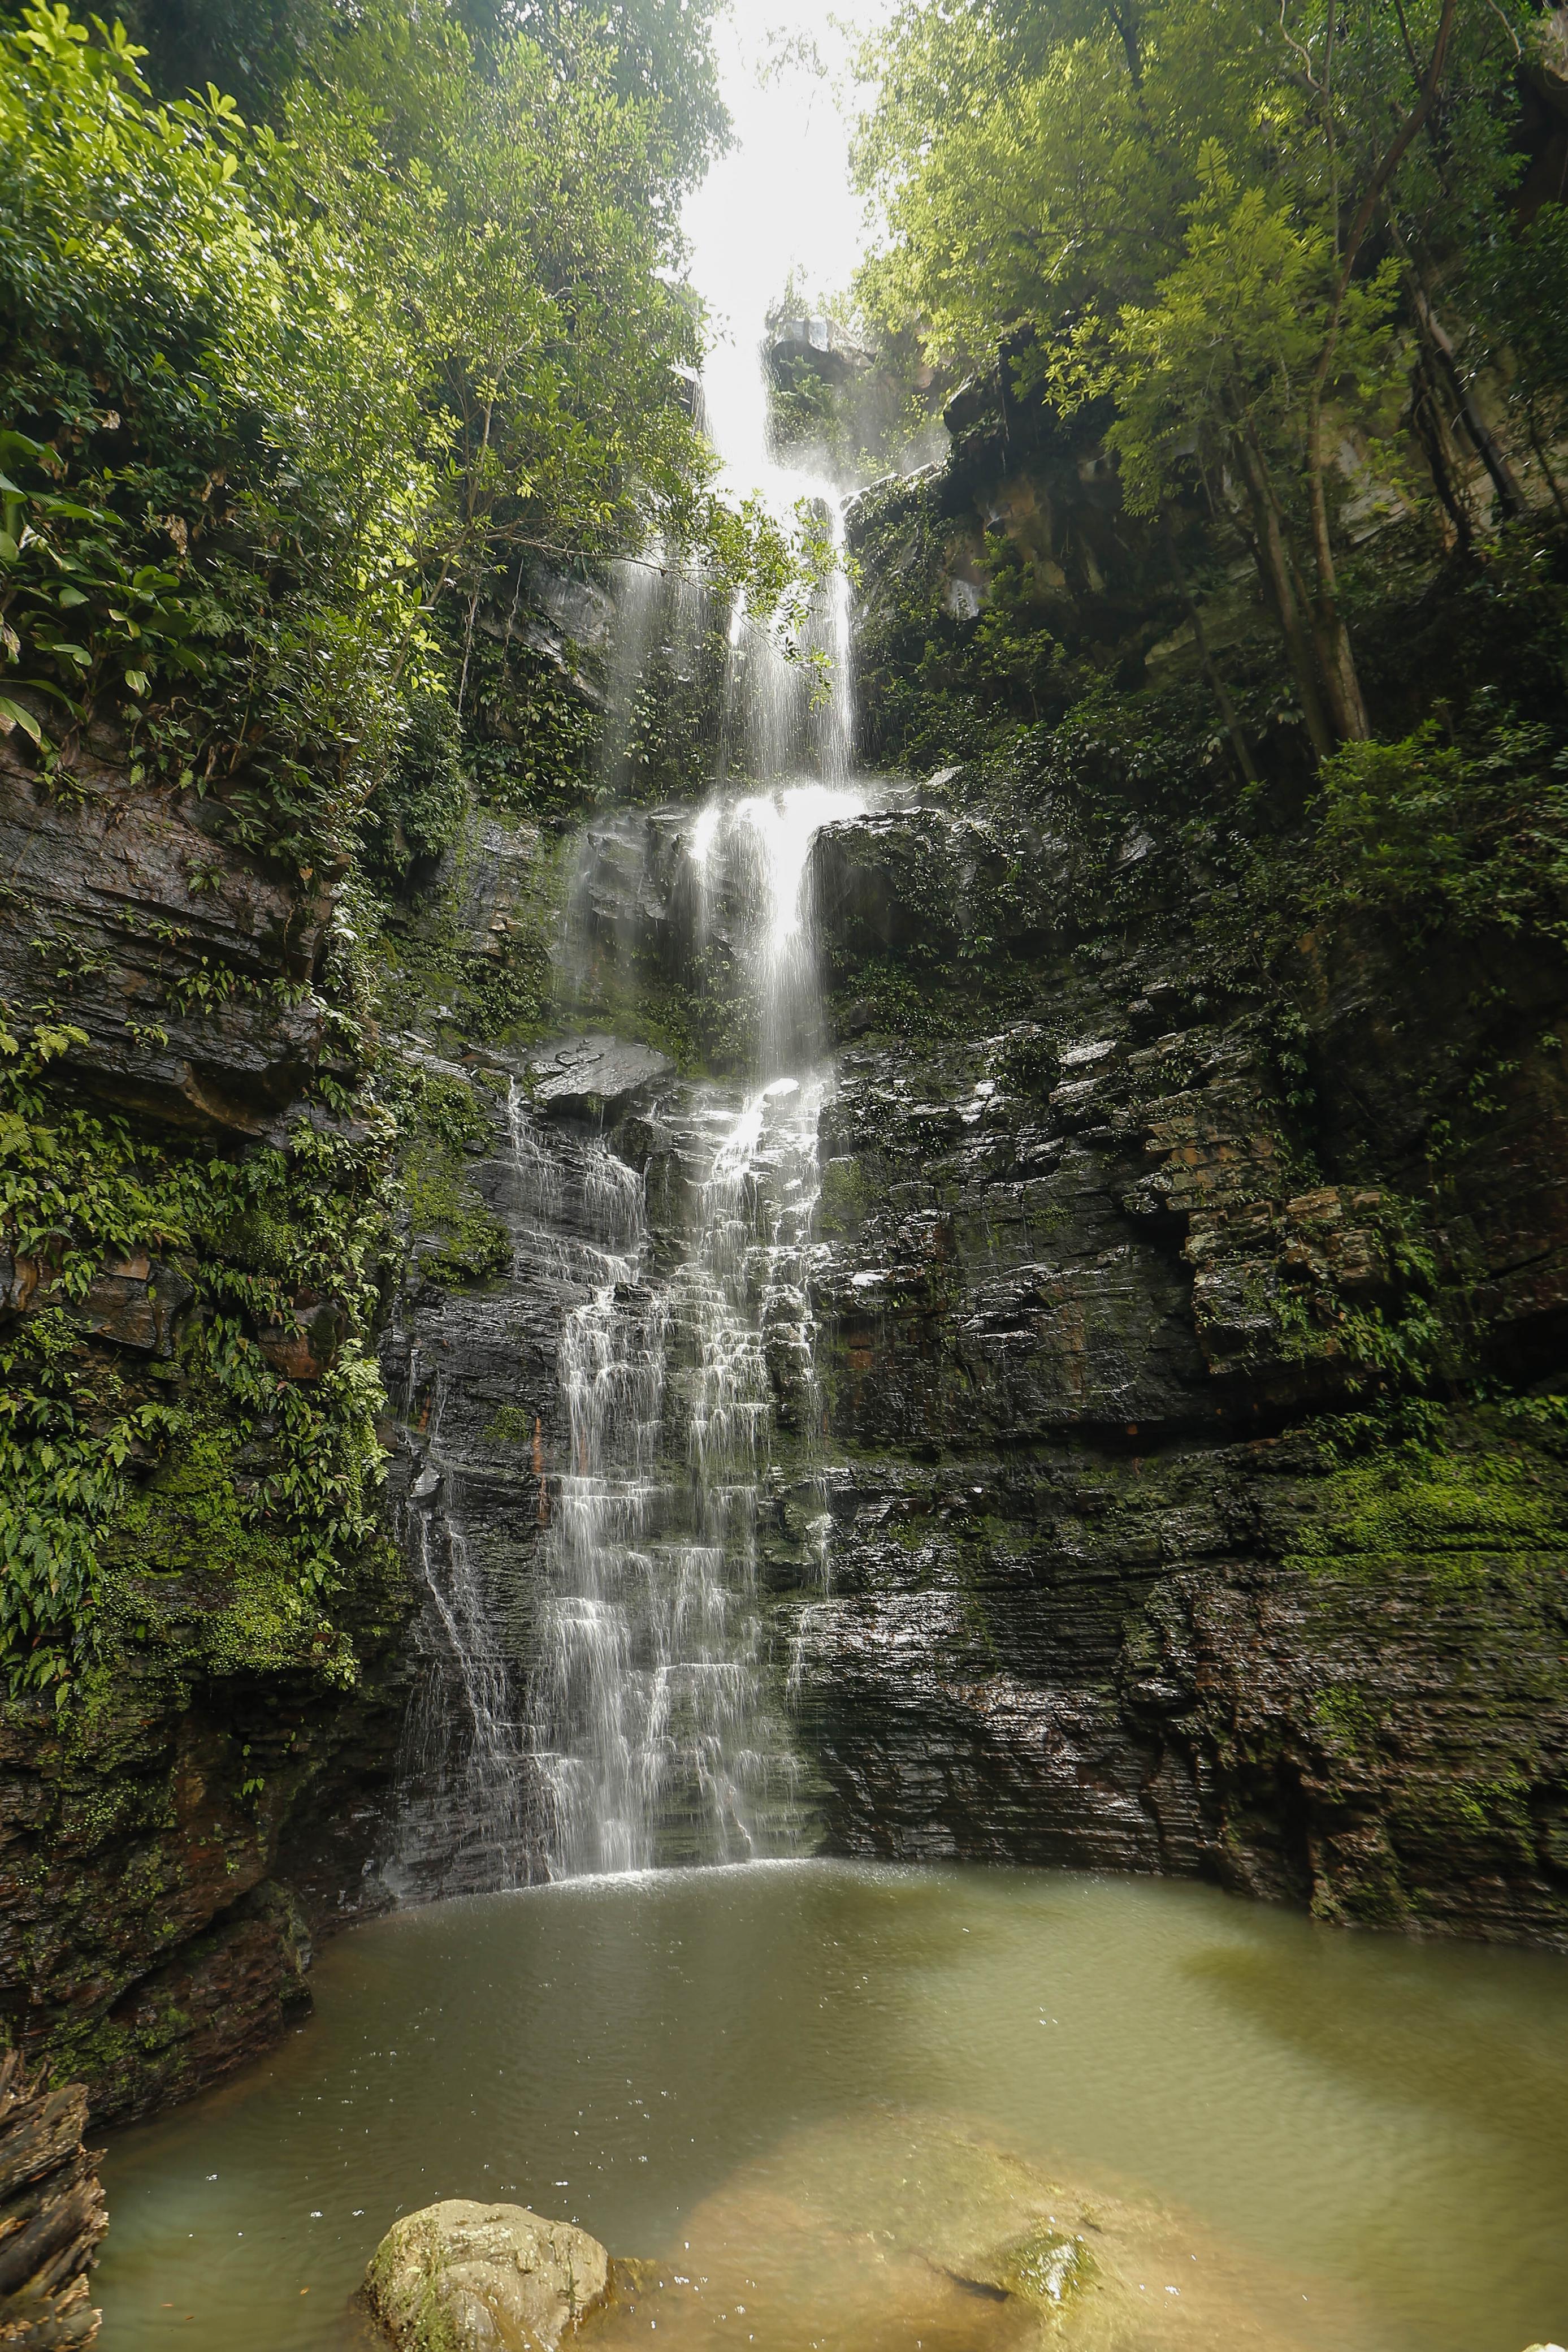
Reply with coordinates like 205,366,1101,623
526,1035,674,1122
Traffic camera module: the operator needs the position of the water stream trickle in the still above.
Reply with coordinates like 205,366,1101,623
532,779,862,1877
391,1350,539,1895
393,254,869,1886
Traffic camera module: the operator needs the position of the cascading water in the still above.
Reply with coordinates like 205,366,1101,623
529,773,861,1876
391,32,876,1888
523,360,867,1873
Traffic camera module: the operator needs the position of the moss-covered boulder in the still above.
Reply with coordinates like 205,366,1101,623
365,2201,610,2352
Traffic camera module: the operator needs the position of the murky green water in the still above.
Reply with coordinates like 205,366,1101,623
98,1864,1568,2350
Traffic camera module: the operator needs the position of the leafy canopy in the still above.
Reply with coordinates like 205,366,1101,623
852,0,1538,748
0,1,777,861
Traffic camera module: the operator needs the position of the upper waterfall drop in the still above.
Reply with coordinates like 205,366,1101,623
524,291,876,1877
389,20,885,1892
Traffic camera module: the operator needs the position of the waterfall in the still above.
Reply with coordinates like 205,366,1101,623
530,779,861,1877
389,172,872,1887
514,233,870,1877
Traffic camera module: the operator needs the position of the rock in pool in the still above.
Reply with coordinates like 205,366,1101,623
365,2199,610,2351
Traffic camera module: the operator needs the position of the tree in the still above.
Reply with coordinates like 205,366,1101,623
855,0,1533,753
0,1,783,859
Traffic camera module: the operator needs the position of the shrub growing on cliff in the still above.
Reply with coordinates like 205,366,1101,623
0,0,785,869
1310,702,1568,941
854,0,1539,755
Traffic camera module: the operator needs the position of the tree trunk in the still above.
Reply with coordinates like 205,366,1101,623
1409,344,1475,549
1296,0,1460,749
1301,410,1371,743
1161,512,1258,786
1228,414,1338,759
1405,257,1526,521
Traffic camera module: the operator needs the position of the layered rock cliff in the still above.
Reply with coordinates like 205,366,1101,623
0,720,412,2124
786,797,1568,1938
7,410,1568,2151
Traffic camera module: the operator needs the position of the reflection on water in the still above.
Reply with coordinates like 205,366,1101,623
97,1864,1568,2351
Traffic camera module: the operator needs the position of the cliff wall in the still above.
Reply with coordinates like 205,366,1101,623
7,441,1568,2148
782,802,1568,1939
0,723,413,2125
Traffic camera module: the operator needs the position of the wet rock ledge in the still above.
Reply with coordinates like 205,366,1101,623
0,2048,105,2347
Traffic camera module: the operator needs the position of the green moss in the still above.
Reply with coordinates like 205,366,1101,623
1285,1439,1568,1588
482,1405,535,1449
371,2223,465,2352
1311,1684,1377,1749
570,944,755,1078
46,1983,196,2094
999,2226,1097,2310
404,1135,512,1288
816,1157,871,1239
390,1067,513,1287
98,1431,359,1683
376,809,571,1049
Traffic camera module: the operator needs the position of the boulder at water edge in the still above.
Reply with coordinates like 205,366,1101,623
365,2200,610,2351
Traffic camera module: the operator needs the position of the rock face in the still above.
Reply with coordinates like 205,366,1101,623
0,739,413,2124
383,787,1568,1947
365,2202,610,2352
0,2047,106,2347
0,732,344,1136
766,801,1568,1942
525,1034,675,1122
0,1593,410,2125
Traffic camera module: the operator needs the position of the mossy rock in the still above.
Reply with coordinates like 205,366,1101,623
97,1432,356,1683
999,2225,1098,2311
365,2200,610,2352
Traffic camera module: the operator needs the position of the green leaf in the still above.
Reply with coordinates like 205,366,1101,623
0,696,42,745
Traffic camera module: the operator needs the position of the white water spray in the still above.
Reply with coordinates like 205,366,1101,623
401,24,880,1884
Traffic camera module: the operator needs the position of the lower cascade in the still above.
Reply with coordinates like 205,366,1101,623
391,777,865,1883
536,785,863,1874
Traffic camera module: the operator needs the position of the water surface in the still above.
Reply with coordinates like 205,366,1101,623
99,1863,1568,2349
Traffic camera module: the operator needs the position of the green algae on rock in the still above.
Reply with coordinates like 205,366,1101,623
365,2202,610,2352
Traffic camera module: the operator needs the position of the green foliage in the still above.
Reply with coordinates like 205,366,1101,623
1093,149,1402,521
108,0,332,115
98,1427,358,1681
112,0,731,183
1465,198,1568,508
0,1,788,872
0,1018,395,1698
461,628,600,823
1309,702,1568,940
854,0,1538,749
0,1309,180,1696
359,689,469,887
